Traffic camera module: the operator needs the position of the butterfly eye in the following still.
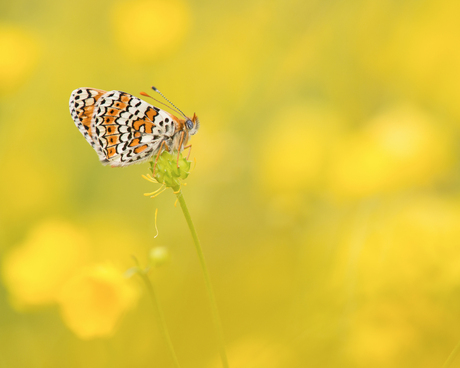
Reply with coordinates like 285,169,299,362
186,119,193,130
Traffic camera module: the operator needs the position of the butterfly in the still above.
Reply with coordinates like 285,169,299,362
69,87,199,169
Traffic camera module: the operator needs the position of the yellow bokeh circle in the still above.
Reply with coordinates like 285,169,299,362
58,263,139,339
258,105,342,195
0,24,39,94
1,220,88,307
111,0,190,62
328,105,453,199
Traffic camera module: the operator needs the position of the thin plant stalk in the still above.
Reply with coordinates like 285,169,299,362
174,188,230,368
443,339,460,368
138,271,182,368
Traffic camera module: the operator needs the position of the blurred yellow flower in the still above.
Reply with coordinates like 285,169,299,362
58,262,139,339
328,105,453,199
258,104,342,195
0,24,40,95
1,220,88,307
111,0,190,63
385,196,460,289
208,337,299,368
346,301,419,367
359,1,460,120
335,199,458,365
2,144,67,223
256,104,343,219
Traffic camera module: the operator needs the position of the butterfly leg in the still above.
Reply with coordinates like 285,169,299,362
176,131,185,168
152,140,167,176
183,144,192,160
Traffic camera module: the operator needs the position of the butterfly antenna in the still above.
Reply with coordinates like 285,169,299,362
139,92,183,116
151,86,188,119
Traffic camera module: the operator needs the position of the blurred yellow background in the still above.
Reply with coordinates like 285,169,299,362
1,0,460,367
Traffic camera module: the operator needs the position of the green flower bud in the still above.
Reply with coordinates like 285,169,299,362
149,151,192,190
149,246,170,267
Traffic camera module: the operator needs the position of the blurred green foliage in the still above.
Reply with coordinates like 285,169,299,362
1,0,460,367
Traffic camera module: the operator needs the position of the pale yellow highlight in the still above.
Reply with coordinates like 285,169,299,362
111,0,190,62
1,220,88,307
0,25,39,94
58,263,139,339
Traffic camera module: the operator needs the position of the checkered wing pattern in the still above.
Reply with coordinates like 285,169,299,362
69,87,106,151
69,88,178,167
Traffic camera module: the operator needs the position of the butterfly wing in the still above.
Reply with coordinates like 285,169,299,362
69,87,106,150
91,90,178,167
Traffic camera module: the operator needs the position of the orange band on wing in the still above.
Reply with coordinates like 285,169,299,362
146,107,158,121
107,147,117,158
134,145,148,154
107,135,120,147
129,138,141,147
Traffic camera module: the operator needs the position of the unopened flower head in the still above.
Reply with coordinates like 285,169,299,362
149,246,170,267
143,151,192,197
151,151,191,186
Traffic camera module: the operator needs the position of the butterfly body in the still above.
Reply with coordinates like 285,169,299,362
69,88,199,167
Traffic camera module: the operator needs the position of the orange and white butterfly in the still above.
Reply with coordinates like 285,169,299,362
69,87,199,167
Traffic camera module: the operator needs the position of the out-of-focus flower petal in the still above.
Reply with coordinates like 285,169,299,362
57,262,139,339
1,220,88,307
328,105,453,199
111,0,190,63
0,24,40,95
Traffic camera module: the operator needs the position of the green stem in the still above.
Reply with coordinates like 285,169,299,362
443,339,460,368
138,271,182,368
175,188,230,368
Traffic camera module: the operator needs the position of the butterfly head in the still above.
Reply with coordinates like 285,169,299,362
146,86,200,136
186,113,200,135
